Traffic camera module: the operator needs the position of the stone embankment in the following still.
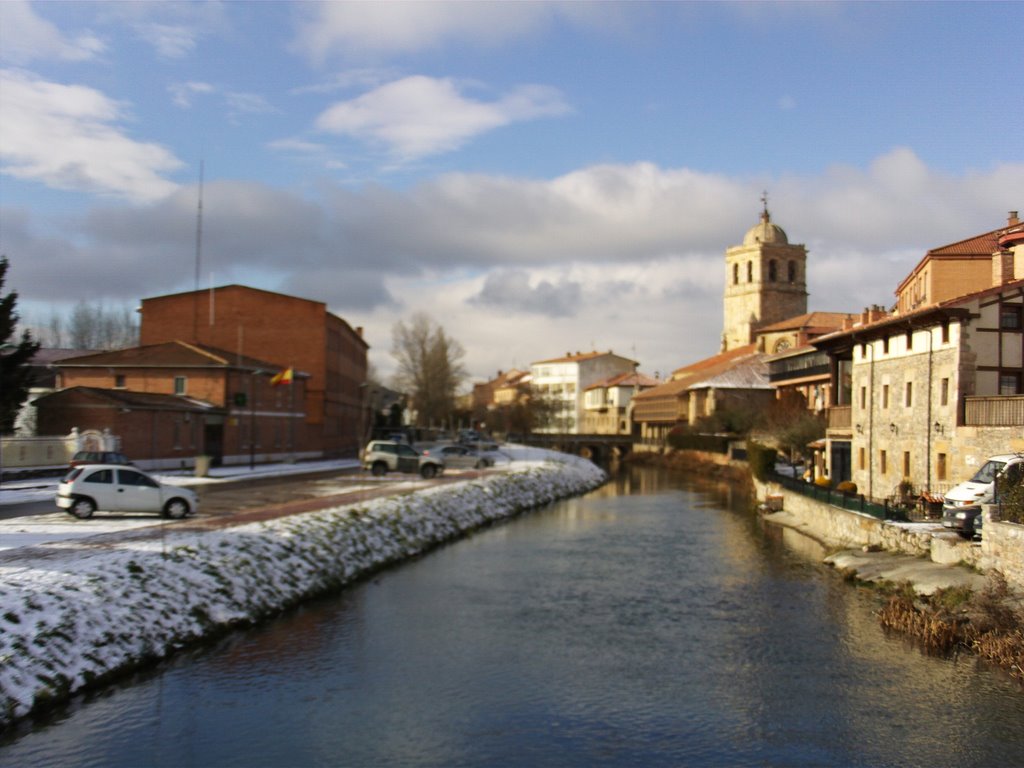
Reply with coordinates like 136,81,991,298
0,452,605,727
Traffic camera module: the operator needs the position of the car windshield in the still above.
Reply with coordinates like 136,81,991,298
970,460,1006,484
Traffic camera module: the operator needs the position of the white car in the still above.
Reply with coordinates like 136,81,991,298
56,464,198,520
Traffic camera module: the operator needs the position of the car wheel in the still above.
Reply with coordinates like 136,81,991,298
163,498,190,519
371,461,387,476
69,497,95,520
421,464,437,480
474,460,485,469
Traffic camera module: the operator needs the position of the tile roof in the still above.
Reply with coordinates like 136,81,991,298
756,312,850,334
634,345,765,401
52,340,281,372
34,386,221,412
532,350,638,366
585,372,660,391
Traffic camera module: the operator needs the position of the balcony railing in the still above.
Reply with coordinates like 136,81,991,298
827,405,851,430
963,395,1024,426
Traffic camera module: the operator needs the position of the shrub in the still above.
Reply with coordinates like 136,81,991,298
746,441,775,481
814,476,832,489
835,480,857,494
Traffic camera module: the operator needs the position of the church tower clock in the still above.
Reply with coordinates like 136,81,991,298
722,196,808,351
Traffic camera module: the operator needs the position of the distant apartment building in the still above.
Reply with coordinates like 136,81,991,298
531,351,638,434
582,372,659,435
895,211,1023,315
139,285,368,457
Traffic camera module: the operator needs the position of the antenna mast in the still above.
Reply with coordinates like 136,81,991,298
192,159,204,341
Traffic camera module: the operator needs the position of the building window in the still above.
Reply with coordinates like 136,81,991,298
905,330,913,352
858,447,866,471
788,261,796,283
733,263,739,285
114,374,126,389
882,384,889,409
941,322,950,344
937,453,947,481
768,259,777,282
747,262,753,282
905,381,913,407
882,337,889,355
999,305,1022,330
999,373,1022,395
903,451,911,478
860,386,867,409
940,377,949,406
880,450,887,475
174,376,187,395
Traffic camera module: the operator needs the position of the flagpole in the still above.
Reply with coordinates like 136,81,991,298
288,367,295,463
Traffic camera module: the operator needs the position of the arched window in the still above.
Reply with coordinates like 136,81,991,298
746,262,753,282
733,263,739,285
788,261,797,283
768,260,777,282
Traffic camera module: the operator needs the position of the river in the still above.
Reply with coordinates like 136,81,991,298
1,465,1021,767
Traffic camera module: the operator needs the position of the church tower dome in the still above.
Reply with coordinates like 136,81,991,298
742,209,789,246
721,196,808,352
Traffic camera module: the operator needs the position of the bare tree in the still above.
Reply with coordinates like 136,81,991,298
391,312,466,428
65,301,138,350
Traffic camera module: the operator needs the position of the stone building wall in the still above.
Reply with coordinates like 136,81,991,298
850,325,961,500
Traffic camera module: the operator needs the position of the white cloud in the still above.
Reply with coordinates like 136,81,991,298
0,68,182,202
169,81,215,109
0,0,104,64
134,22,198,59
290,2,554,62
315,76,570,161
5,150,1021,382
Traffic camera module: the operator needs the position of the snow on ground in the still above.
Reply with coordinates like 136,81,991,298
0,447,604,726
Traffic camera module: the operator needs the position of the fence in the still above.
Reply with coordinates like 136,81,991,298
771,471,906,521
0,428,120,477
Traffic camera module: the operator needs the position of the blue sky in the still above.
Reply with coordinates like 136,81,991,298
1,1,1022,383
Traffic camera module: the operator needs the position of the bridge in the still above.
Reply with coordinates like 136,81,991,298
511,433,636,464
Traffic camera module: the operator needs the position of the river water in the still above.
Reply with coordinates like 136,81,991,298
2,466,1022,767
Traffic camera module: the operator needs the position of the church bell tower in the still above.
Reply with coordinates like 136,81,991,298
722,196,808,351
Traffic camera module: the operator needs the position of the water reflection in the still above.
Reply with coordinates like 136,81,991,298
2,465,1021,768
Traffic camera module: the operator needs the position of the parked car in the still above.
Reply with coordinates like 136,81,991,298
423,443,493,470
362,440,444,479
70,450,132,467
942,454,1024,538
56,464,198,520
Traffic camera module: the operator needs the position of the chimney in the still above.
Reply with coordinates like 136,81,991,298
1009,211,1020,226
355,326,364,337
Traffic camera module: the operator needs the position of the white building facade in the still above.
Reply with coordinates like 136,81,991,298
531,352,638,434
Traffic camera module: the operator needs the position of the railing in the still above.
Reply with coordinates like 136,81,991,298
771,472,906,521
827,405,851,430
963,395,1024,426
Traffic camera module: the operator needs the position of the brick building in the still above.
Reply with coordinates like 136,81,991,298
139,285,368,457
35,341,310,468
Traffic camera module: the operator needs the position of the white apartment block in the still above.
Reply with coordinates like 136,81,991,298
530,351,638,434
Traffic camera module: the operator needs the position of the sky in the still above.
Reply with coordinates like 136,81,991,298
1,1,1022,385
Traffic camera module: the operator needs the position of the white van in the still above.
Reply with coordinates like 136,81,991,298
942,453,1024,538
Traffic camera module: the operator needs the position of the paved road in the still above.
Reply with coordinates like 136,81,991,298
0,465,490,556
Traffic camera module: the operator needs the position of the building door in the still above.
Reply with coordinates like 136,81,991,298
830,441,851,483
204,421,224,466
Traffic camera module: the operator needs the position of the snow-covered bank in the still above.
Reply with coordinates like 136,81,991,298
0,451,605,726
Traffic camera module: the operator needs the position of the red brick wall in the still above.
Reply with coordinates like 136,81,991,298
140,286,368,456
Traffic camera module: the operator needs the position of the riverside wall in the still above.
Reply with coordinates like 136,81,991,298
755,477,1024,592
0,457,605,727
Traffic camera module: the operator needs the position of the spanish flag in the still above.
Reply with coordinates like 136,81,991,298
270,367,293,387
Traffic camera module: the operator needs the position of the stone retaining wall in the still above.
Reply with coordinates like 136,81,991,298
755,479,1024,589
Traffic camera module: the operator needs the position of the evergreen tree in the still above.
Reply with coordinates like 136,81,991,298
0,256,41,433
